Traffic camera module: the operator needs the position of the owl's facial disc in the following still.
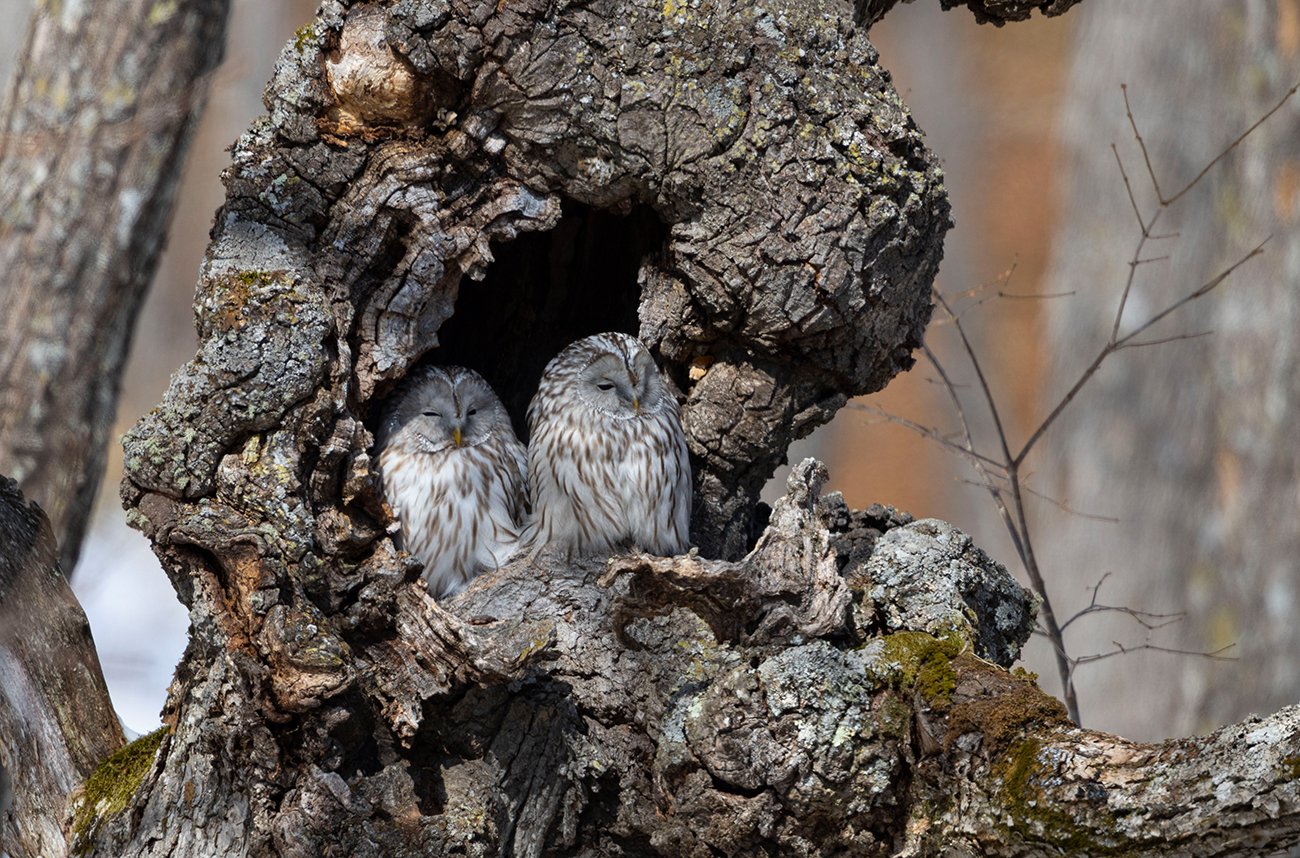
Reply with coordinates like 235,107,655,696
578,347,671,418
405,380,474,452
580,353,643,417
453,390,497,448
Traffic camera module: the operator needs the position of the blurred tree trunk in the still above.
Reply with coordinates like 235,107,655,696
0,476,122,858
1040,0,1300,738
0,0,230,572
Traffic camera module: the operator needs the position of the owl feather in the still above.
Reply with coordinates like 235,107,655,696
378,366,527,599
526,332,692,557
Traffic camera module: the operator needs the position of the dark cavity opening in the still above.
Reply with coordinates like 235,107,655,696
434,201,669,439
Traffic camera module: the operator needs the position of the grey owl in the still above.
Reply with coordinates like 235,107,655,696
377,366,527,599
526,332,691,557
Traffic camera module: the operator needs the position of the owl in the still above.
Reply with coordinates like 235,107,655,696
526,332,692,557
377,366,527,599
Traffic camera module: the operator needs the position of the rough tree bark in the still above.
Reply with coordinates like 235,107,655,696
4,0,1300,856
0,0,230,571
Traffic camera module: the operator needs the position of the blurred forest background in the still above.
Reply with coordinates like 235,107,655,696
1,0,1296,742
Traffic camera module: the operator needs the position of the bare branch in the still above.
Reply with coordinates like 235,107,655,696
1115,239,1269,346
1072,641,1237,669
996,289,1076,301
1161,78,1300,206
931,293,1014,469
1122,83,1167,203
921,301,1078,720
846,402,1007,472
1115,330,1215,351
1108,205,1161,344
1018,482,1120,524
1111,141,1147,233
1062,604,1184,633
1013,347,1107,468
856,81,1291,730
920,344,1029,570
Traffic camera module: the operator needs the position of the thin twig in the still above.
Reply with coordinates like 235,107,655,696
1115,330,1215,351
921,375,971,391
1060,573,1184,631
1018,483,1120,524
1072,641,1237,669
997,290,1076,301
846,402,1007,471
1122,83,1167,203
1131,79,1300,207
1062,605,1184,633
1111,142,1148,232
1114,239,1269,347
922,346,1030,568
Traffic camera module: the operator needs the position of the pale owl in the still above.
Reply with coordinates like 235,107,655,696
526,332,692,557
377,366,527,599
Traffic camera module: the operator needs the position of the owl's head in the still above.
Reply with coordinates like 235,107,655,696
383,366,511,453
567,332,669,419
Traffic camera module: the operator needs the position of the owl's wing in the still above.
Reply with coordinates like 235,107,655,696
668,409,693,551
508,435,530,520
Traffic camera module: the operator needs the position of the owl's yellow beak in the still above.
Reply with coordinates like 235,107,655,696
453,427,462,447
632,397,640,413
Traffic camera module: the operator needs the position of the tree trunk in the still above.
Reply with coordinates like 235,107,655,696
0,0,230,572
0,477,122,858
5,0,1300,855
1039,0,1300,738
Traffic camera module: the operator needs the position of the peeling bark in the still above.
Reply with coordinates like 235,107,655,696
0,0,230,572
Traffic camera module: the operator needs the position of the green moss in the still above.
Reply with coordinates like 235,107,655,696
875,640,1126,851
207,270,297,333
915,646,957,707
876,694,912,737
70,728,169,853
1283,755,1300,780
1002,736,1041,799
985,683,1132,854
294,23,317,53
878,630,963,708
995,735,1136,855
513,622,556,667
1011,666,1039,683
944,658,1068,756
